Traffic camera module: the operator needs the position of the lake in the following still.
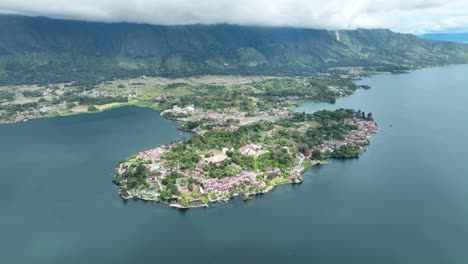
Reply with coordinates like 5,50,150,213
1,65,468,263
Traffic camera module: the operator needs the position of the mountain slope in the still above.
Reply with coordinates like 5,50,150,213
1,15,468,84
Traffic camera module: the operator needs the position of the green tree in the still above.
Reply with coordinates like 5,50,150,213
312,149,322,160
88,105,99,112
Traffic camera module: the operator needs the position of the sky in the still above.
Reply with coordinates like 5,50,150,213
0,0,467,34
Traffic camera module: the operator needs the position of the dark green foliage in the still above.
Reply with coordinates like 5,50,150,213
162,144,200,170
311,149,322,159
298,144,310,156
330,145,361,158
312,109,356,122
159,190,171,200
88,105,98,112
63,94,128,105
256,148,295,170
119,163,151,189
122,164,145,178
176,86,252,111
0,102,38,114
22,90,43,97
0,90,14,101
186,121,273,151
253,77,358,103
160,173,182,195
278,109,360,151
204,160,240,178
166,182,180,196
165,83,188,89
180,120,203,130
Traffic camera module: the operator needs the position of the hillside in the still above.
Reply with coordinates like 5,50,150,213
1,15,468,85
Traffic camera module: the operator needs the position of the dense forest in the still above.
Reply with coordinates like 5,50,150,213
1,15,468,85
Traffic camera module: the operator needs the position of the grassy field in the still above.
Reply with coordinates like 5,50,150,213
0,75,281,123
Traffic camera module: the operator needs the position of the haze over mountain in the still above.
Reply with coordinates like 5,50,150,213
2,0,468,33
422,33,468,43
1,14,468,85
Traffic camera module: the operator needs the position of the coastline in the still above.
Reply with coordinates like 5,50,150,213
122,160,333,209
1,73,381,209
2,64,463,126
114,107,378,209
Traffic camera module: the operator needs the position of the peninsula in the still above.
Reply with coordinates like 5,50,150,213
111,76,378,208
6,15,468,208
0,72,378,208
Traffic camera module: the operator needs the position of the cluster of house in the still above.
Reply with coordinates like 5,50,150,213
191,108,243,133
316,119,379,153
251,108,289,119
162,104,195,116
13,107,44,122
210,125,237,132
136,144,175,162
163,105,245,133
39,106,53,113
116,144,178,180
41,88,54,97
164,104,293,137
352,119,379,133
199,171,264,193
90,90,108,98
118,142,277,195
346,119,379,144
192,108,243,122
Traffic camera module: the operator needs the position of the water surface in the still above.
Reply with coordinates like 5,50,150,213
2,65,468,263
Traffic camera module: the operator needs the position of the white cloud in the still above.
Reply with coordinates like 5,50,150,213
0,0,466,33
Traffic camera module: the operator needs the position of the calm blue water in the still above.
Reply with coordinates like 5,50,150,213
1,65,468,263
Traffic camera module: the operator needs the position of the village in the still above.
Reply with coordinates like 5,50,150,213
1,75,379,209
116,142,289,205
316,119,379,154
114,107,379,208
161,104,290,135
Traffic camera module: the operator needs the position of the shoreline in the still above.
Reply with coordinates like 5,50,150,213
1,74,380,209
114,108,378,209
178,161,331,208
122,160,333,209
0,101,162,125
3,64,462,126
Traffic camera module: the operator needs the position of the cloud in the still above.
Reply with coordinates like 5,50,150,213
0,0,467,33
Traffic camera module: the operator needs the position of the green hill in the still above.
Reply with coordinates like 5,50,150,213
1,15,468,84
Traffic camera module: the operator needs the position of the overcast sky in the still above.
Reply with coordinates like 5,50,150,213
0,0,467,34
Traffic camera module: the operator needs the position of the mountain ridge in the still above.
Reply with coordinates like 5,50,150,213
1,14,468,85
